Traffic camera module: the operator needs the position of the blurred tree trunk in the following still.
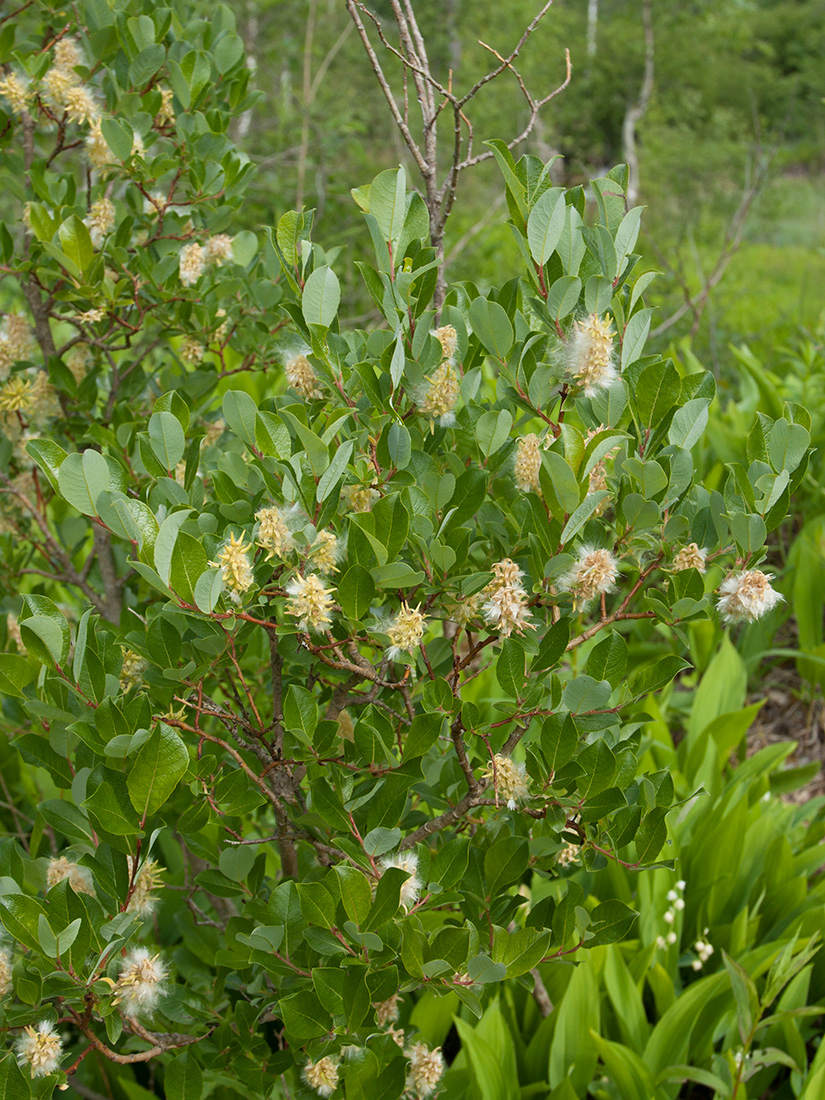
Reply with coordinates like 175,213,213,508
622,0,654,205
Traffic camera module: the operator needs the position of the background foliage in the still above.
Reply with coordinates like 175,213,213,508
0,2,824,1100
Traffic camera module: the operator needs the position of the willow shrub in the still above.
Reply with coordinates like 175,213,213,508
0,3,813,1099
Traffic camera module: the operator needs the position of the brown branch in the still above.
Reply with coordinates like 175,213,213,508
344,0,431,178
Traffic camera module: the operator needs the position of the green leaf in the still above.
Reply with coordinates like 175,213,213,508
365,866,405,930
588,900,639,946
369,166,407,245
101,117,133,160
586,632,627,687
527,187,566,265
339,565,376,622
668,399,709,450
0,1048,32,1099
165,1052,203,1100
316,439,353,501
154,510,192,587
215,33,244,73
576,739,617,799
169,532,207,604
280,990,331,1041
469,297,513,360
222,389,258,448
302,265,340,328
475,409,513,457
335,864,371,926
58,450,111,517
560,492,608,544
84,780,137,835
768,417,809,473
492,927,551,977
546,275,582,320
19,616,64,667
127,722,189,819
484,836,528,896
148,410,186,471
129,43,165,87
496,638,526,698
26,438,67,493
630,656,691,695
541,714,578,771
58,214,94,272
0,654,37,698
231,230,257,267
297,882,335,929
549,953,600,1093
635,360,680,426
729,511,767,554
635,807,667,863
540,450,579,519
283,685,317,741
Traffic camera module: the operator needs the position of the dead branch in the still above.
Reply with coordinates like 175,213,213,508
346,0,570,307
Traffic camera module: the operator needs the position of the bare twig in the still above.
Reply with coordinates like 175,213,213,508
346,0,570,307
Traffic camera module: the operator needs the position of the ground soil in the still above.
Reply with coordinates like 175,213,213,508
747,658,825,802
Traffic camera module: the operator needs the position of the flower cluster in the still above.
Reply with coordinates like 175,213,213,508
0,312,35,381
655,879,686,949
285,574,334,632
126,858,164,917
256,505,295,561
483,754,530,810
285,353,322,399
119,648,145,693
482,558,533,637
448,592,482,629
375,993,401,1027
179,336,204,364
380,851,422,911
341,483,380,513
566,312,617,395
556,842,581,867
559,546,618,608
514,433,542,493
115,947,168,1018
179,242,206,287
84,197,115,247
692,929,714,971
65,342,92,382
303,1056,339,1097
717,569,782,623
15,1022,62,1078
206,234,233,266
0,72,31,115
418,362,460,426
156,86,175,126
310,530,341,574
433,324,457,361
0,946,11,997
0,375,33,417
405,1042,445,1098
672,543,708,573
86,120,110,169
47,856,95,896
213,532,254,603
387,602,426,661
584,426,617,514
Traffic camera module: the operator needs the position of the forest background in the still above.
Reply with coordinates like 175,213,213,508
234,0,825,370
